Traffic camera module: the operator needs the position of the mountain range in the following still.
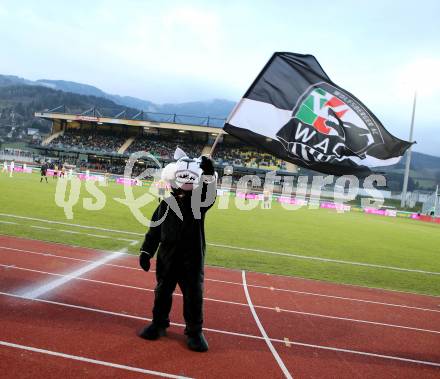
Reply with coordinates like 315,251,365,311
0,75,235,117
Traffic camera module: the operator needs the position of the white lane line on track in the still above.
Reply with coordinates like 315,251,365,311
20,249,126,299
1,291,440,368
7,230,437,302
1,245,439,314
253,303,440,334
0,246,140,270
1,212,437,276
245,283,440,313
2,263,440,335
242,270,293,379
0,340,192,379
259,286,440,313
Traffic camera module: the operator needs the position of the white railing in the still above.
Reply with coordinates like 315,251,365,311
0,153,34,163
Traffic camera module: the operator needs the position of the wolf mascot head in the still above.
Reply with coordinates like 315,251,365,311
161,147,217,193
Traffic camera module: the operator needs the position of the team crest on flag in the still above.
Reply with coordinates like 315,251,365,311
276,82,384,164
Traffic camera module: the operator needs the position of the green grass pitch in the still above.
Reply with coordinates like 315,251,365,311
0,172,439,295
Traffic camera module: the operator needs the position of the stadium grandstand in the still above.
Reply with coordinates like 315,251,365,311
32,106,297,178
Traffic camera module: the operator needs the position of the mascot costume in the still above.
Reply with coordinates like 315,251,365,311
138,147,217,352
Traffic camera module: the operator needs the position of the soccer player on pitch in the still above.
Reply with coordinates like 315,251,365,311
9,160,14,177
40,162,48,183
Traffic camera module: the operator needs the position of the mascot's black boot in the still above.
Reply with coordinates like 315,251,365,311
138,323,167,340
186,332,209,352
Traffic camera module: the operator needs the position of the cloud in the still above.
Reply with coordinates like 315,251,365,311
163,6,221,48
0,3,7,17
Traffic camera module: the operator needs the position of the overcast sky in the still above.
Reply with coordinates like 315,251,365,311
1,0,439,156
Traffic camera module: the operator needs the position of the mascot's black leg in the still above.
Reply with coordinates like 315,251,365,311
152,276,178,328
139,276,177,340
179,275,208,352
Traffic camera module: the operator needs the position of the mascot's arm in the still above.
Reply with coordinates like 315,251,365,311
139,205,162,272
200,156,217,213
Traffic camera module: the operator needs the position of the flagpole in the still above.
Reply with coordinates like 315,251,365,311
400,91,417,208
209,133,222,156
209,98,245,157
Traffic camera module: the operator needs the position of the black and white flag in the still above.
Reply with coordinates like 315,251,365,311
224,52,413,176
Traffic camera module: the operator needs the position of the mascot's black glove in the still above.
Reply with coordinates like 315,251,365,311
200,156,215,176
139,251,151,272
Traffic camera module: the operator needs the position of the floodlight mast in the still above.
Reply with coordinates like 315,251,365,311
435,185,439,217
400,91,417,208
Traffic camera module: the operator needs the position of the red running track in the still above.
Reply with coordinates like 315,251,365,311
0,235,439,378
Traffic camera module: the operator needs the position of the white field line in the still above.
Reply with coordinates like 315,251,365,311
3,262,439,335
1,245,439,314
0,340,192,379
0,215,138,245
87,233,111,239
27,226,138,244
242,270,293,379
1,291,440,368
0,220,18,225
0,212,437,275
210,243,440,276
21,249,127,299
0,213,144,236
30,225,51,230
59,229,81,234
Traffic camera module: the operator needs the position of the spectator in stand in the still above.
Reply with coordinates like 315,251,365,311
213,144,285,171
44,129,286,171
126,137,204,160
47,129,127,154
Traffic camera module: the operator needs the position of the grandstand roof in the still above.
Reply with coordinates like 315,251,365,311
34,109,227,135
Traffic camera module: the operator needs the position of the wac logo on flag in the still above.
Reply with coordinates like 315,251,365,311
276,82,384,165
